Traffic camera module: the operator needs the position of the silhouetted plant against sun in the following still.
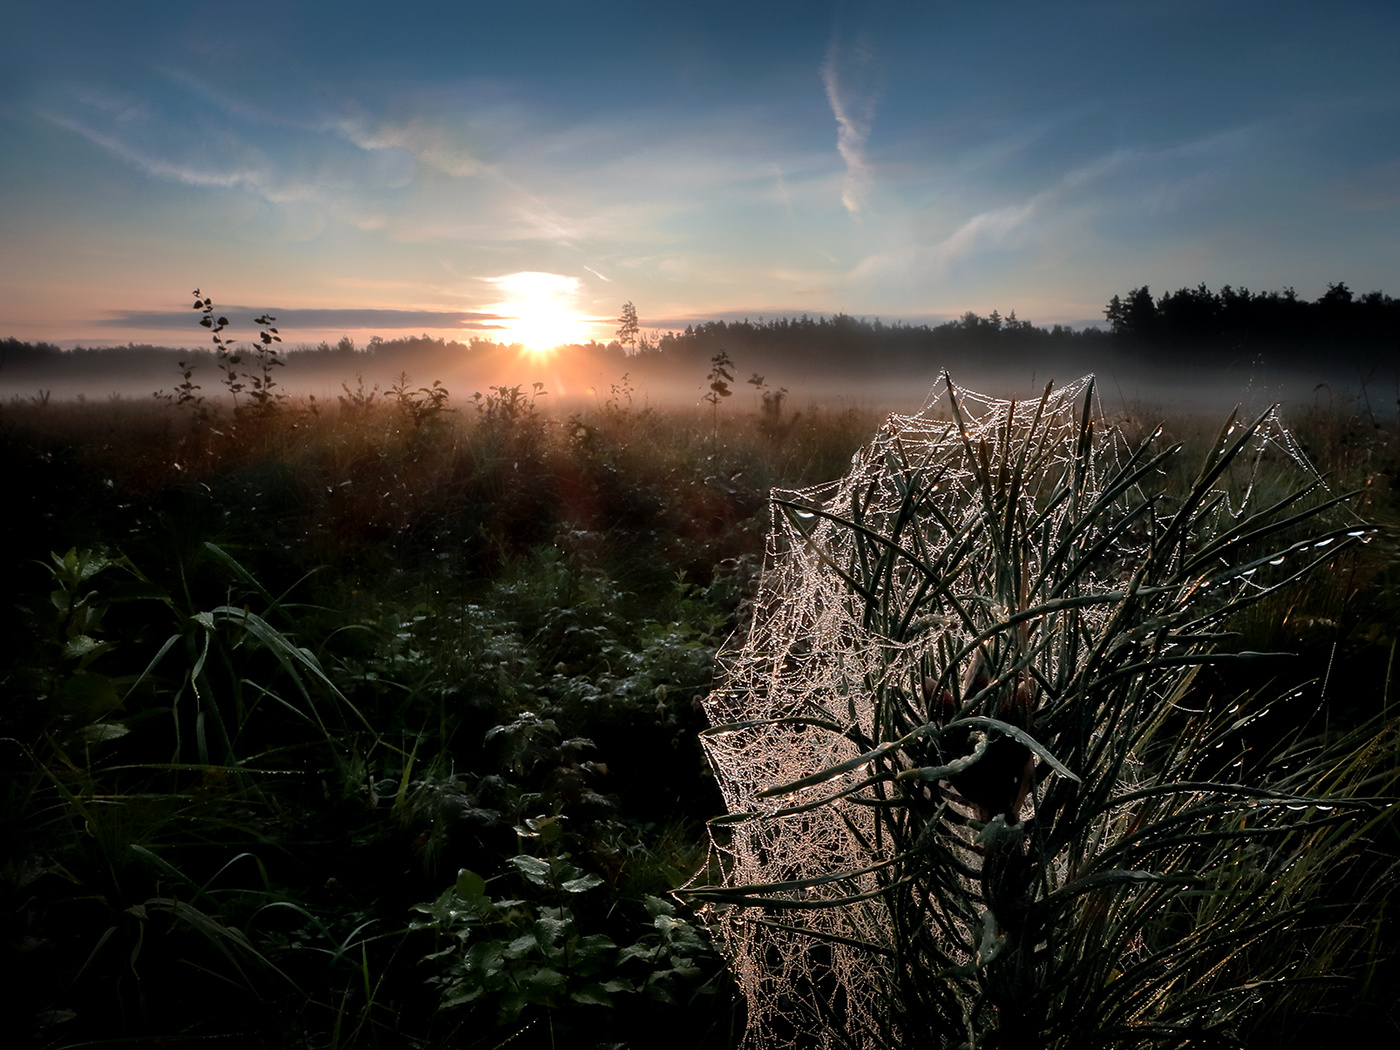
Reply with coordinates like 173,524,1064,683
193,289,244,407
189,289,284,413
153,356,206,418
387,371,454,430
337,371,381,419
705,350,735,445
747,371,791,439
243,311,284,413
470,381,545,432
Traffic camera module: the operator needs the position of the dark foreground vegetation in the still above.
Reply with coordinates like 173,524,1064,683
1,377,1397,1048
0,386,879,1049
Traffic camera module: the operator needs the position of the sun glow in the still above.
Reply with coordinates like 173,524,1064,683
486,271,592,353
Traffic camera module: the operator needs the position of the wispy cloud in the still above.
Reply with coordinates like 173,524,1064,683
335,114,484,179
39,93,394,231
42,110,248,190
847,119,1265,294
822,32,880,216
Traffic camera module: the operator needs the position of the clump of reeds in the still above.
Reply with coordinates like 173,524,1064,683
682,375,1397,1049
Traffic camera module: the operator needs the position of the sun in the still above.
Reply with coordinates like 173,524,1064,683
486,271,592,353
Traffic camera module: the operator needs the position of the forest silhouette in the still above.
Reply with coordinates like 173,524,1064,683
2,282,1397,405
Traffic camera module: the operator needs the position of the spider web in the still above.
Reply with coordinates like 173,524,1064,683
686,375,1320,1048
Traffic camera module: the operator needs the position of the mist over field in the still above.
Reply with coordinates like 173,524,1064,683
0,346,1364,420
5,283,1397,421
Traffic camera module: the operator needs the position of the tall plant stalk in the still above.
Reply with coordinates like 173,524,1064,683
680,375,1395,1049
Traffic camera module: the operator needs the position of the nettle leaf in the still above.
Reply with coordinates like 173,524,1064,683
525,968,566,993
570,983,613,1006
409,887,457,926
441,987,484,1009
463,939,505,976
531,915,568,947
652,914,688,939
454,869,487,901
642,894,676,918
574,932,617,959
507,854,552,886
561,872,604,893
505,931,538,958
618,943,658,964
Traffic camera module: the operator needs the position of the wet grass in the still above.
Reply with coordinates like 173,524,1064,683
0,384,1395,1048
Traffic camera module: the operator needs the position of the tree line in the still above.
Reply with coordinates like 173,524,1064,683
3,282,1396,389
631,282,1397,373
1104,282,1399,356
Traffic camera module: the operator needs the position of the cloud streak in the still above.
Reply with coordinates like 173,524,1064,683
822,32,880,215
847,120,1269,297
334,114,484,179
40,102,393,231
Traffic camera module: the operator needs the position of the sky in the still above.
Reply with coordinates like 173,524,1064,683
1,0,1398,351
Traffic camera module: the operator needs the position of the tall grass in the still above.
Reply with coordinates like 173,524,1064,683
681,376,1398,1048
0,378,1394,1048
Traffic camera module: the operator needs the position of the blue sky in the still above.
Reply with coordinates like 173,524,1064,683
2,0,1397,348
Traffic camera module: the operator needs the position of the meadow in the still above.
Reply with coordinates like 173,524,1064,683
1,374,1396,1049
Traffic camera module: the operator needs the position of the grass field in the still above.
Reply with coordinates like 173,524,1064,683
1,380,1396,1048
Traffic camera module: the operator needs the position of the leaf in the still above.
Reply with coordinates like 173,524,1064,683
571,983,613,1006
63,634,106,662
454,869,487,901
642,895,676,918
506,931,538,957
441,987,484,1008
571,932,618,964
79,722,130,743
526,968,566,993
507,854,552,886
951,715,1081,783
463,939,505,975
531,915,568,946
561,873,604,893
